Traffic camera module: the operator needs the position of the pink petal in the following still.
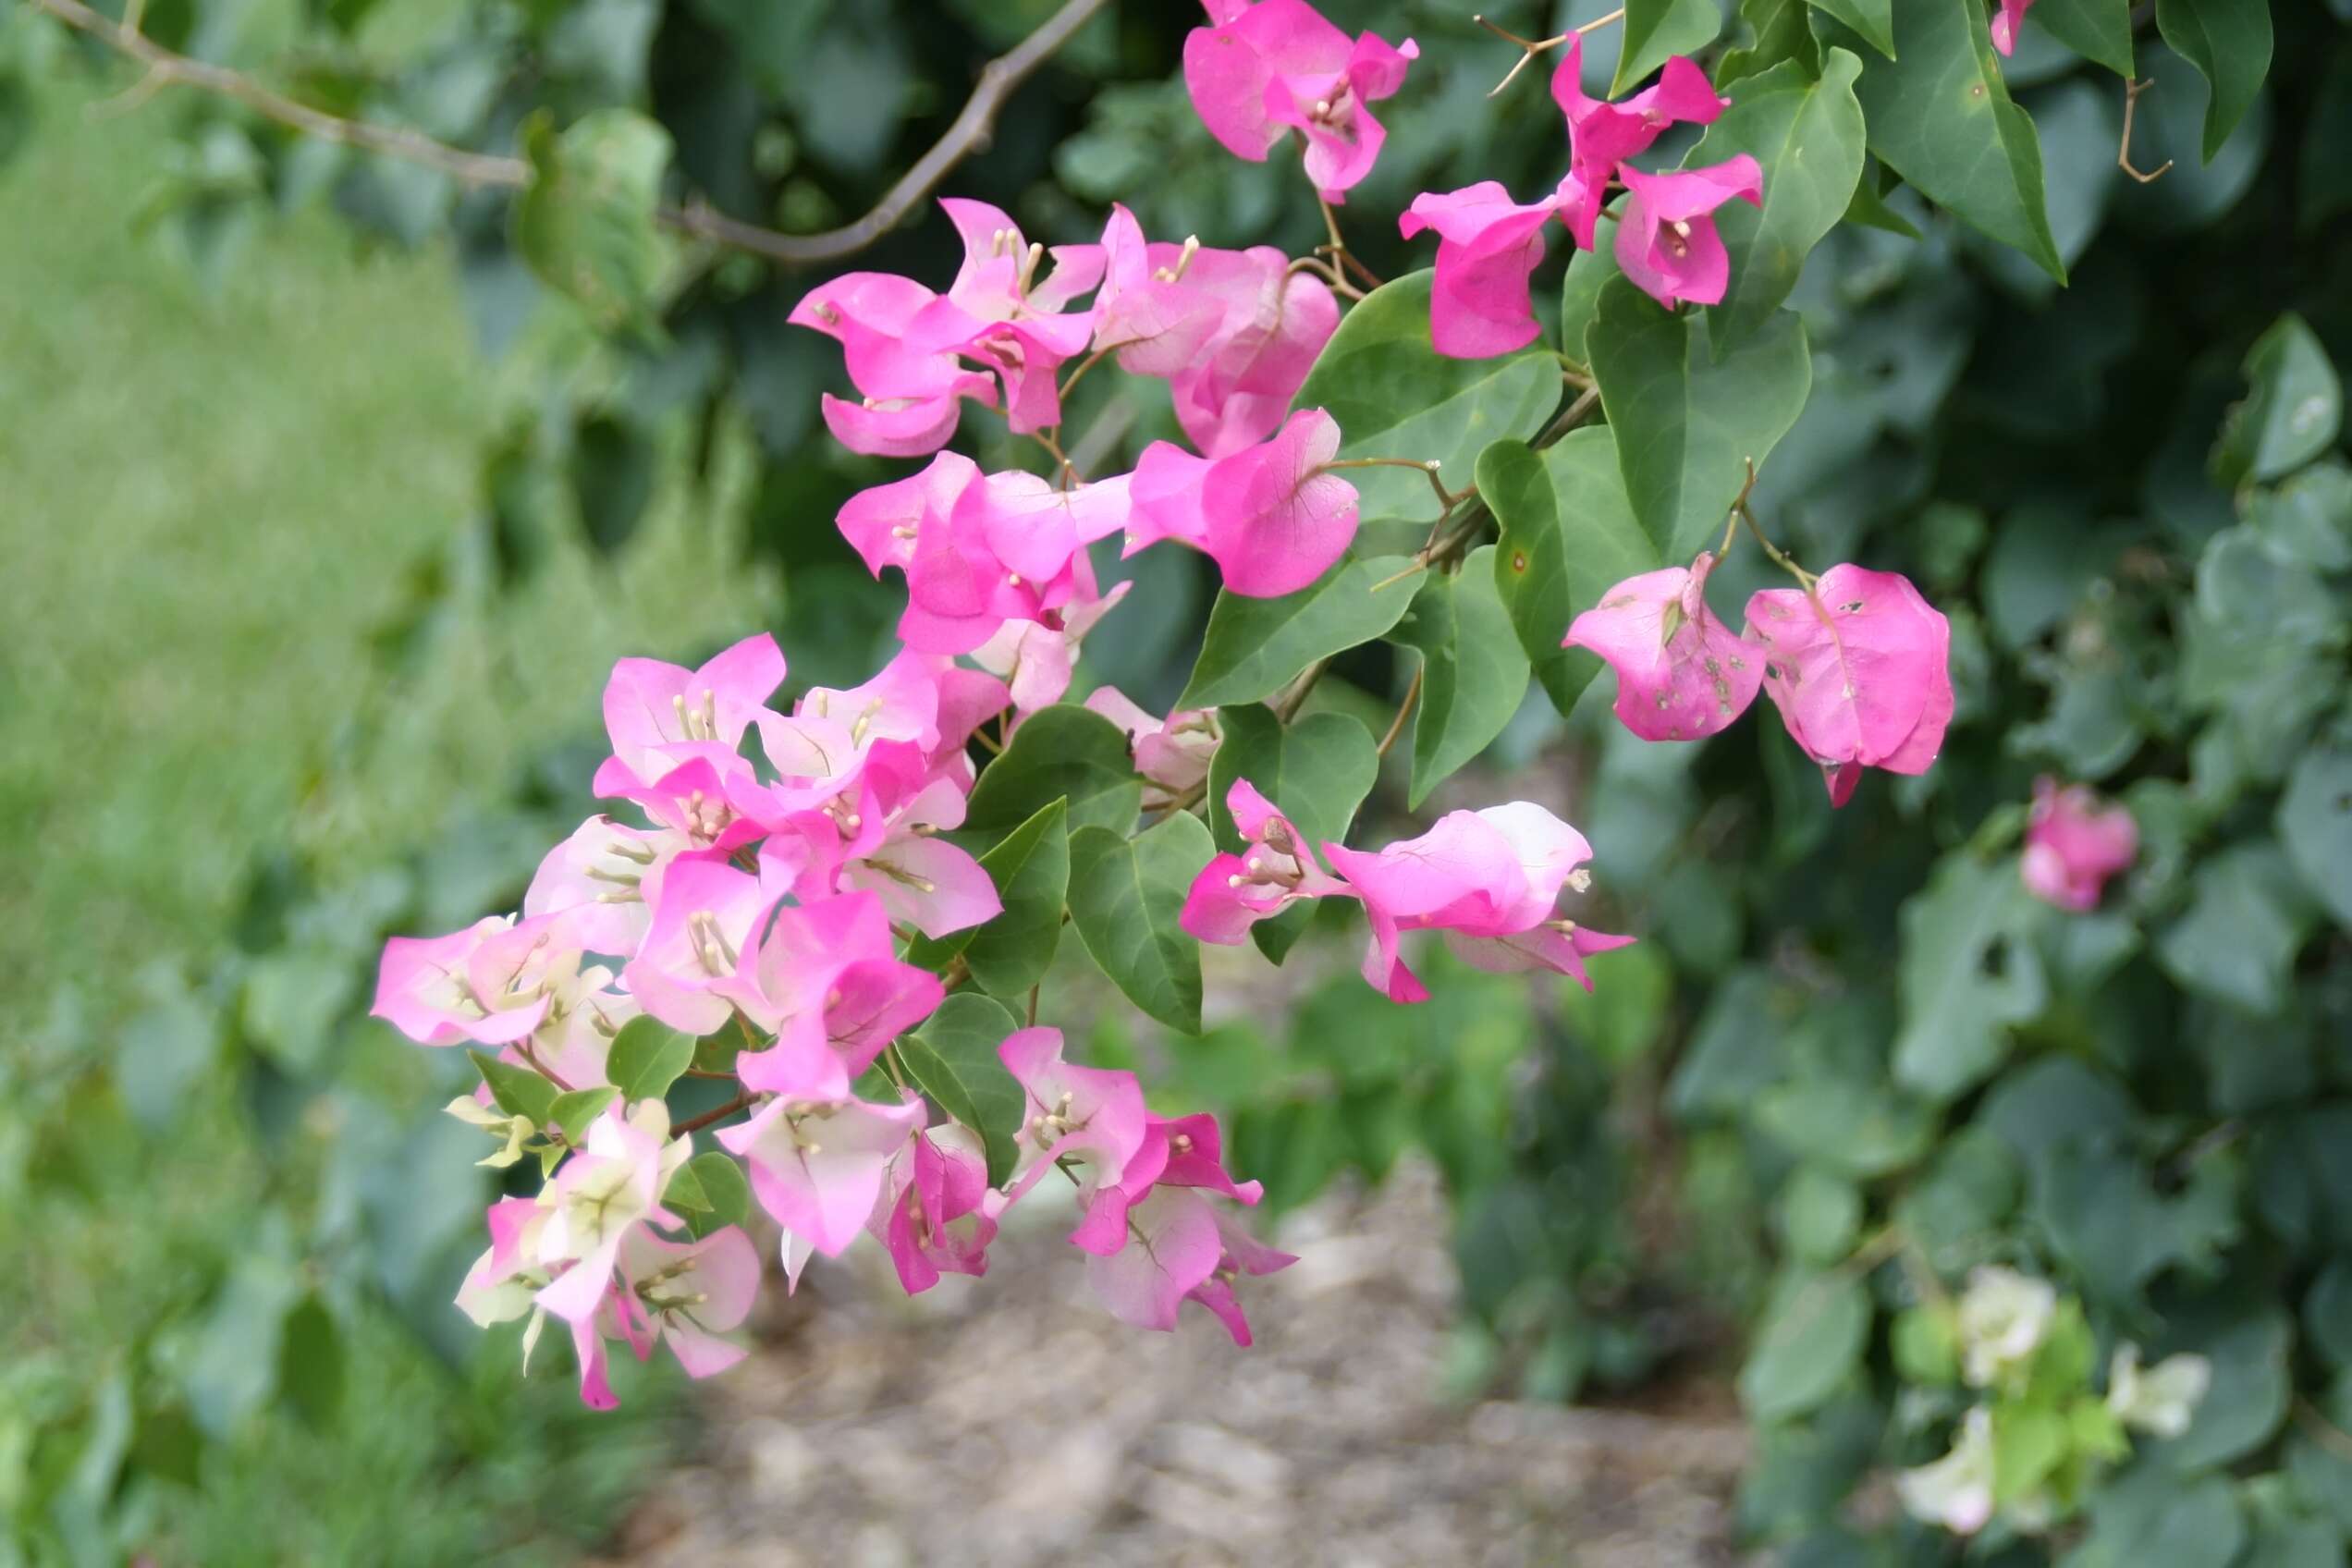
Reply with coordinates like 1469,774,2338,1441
1745,565,1954,805
1199,408,1359,597
1564,552,1765,741
1084,1186,1225,1331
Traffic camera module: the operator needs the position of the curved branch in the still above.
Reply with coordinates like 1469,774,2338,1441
27,0,1111,268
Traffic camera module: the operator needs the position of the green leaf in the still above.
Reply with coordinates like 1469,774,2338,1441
1833,0,2065,280
900,993,1027,1188
1586,278,1813,559
2212,313,2343,487
547,1085,619,1141
185,1261,300,1438
2155,0,2272,162
1482,431,1663,717
2280,744,2352,930
1805,0,1894,58
1892,854,2050,1102
1614,0,1725,95
2157,843,2319,1014
569,414,655,557
276,1293,344,1430
1207,704,1379,963
1558,214,1624,370
1720,0,1822,85
1740,1268,1871,1422
1776,1167,1863,1264
2248,461,2352,570
1842,162,1923,237
469,1047,558,1126
1991,1403,2068,1505
2035,0,2137,77
1757,1076,1937,1177
910,799,1071,995
2143,1306,2292,1473
1695,52,1869,352
1391,547,1532,806
962,704,1141,839
606,1014,694,1104
1179,555,1420,709
511,107,671,333
1290,270,1562,528
1067,815,1216,1035
680,1149,751,1238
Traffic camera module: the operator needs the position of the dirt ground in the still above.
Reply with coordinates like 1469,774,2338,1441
604,1161,1755,1568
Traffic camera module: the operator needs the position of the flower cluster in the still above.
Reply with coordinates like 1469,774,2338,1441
1392,38,1755,354
1182,783,1632,1003
372,0,1966,1415
1895,1268,2211,1536
1569,555,1954,807
375,631,1298,1404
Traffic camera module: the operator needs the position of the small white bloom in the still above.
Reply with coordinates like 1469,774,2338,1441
2107,1343,2211,1438
1896,1406,1996,1535
1957,1266,2057,1388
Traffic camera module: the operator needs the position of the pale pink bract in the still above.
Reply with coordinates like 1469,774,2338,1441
1565,551,1764,741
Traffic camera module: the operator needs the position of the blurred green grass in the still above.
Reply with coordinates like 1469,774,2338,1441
0,79,770,1562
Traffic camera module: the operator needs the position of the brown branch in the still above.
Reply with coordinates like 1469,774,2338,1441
674,1091,759,1136
1377,665,1423,758
661,0,1111,264
29,0,1110,268
2119,77,2174,185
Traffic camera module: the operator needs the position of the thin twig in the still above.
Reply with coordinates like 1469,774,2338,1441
1378,666,1424,758
2119,76,2174,184
1474,8,1628,97
1273,659,1331,722
1319,456,1464,513
1533,386,1602,451
675,1091,759,1136
28,0,1109,268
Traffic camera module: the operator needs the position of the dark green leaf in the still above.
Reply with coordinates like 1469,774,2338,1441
1695,52,1869,352
1833,0,2065,280
910,799,1071,995
1740,1268,1871,1421
901,993,1026,1188
1291,271,1561,528
1207,704,1379,963
1615,0,1726,95
1067,815,1216,1035
1558,214,1624,369
680,1149,751,1237
469,1047,559,1126
606,1015,694,1103
1587,277,1814,559
276,1294,344,1430
1806,0,1894,59
1179,555,1420,709
1893,854,2050,1101
2035,0,2137,77
2248,461,2352,570
1720,0,1822,85
962,704,1141,839
547,1085,619,1140
2212,313,2343,487
1392,546,1532,805
511,106,670,333
2280,744,2352,930
2155,0,2273,162
1481,431,1663,717
569,414,655,557
1757,1077,1937,1177
2156,843,2318,1014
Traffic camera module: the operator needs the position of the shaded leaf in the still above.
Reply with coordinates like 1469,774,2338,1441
901,993,1026,1188
1615,0,1726,95
1067,815,1216,1034
962,705,1141,839
1291,271,1561,528
910,799,1071,996
607,1015,694,1104
2155,0,2272,162
1586,277,1813,558
1180,555,1420,709
1392,546,1532,806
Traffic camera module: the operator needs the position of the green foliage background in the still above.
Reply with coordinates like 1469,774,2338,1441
5,0,2352,1563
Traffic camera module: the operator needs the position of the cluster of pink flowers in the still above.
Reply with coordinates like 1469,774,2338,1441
369,0,1984,1411
1391,41,1756,355
1183,783,1633,1002
1568,555,1954,807
374,631,1298,1405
